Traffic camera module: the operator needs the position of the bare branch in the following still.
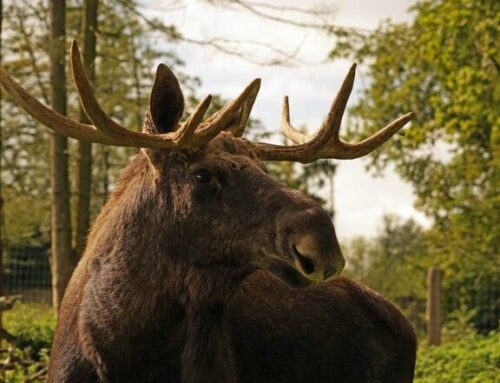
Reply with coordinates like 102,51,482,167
141,1,185,12
216,0,331,30
116,0,362,66
231,0,331,17
114,0,306,66
13,6,50,104
178,35,311,66
208,0,372,34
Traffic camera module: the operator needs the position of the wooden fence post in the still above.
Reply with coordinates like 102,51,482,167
426,267,443,346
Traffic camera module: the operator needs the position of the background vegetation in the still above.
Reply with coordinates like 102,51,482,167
337,0,499,336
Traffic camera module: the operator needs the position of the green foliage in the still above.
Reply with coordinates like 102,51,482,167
443,269,499,334
415,331,500,382
0,303,53,381
344,215,429,334
3,302,56,355
0,347,49,383
1,0,52,246
0,0,194,246
331,0,499,332
441,305,479,342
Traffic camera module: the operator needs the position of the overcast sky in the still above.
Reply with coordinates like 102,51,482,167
145,0,429,240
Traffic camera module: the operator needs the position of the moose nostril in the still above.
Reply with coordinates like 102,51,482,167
293,245,315,275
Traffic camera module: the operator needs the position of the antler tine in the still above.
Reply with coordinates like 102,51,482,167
227,78,260,137
307,63,356,148
71,40,184,149
71,40,131,138
337,112,415,158
173,95,212,145
281,96,308,145
253,64,414,163
0,66,115,144
195,78,261,142
285,63,355,156
281,64,356,145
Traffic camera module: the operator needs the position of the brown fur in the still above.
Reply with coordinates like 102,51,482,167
47,68,416,382
47,134,415,382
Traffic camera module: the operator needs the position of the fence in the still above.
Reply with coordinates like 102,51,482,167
1,246,499,342
3,245,52,305
425,267,499,345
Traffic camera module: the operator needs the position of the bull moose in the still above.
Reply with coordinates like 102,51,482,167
0,41,417,383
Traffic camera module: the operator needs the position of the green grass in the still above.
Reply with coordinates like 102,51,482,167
3,302,56,355
1,303,54,382
415,331,500,383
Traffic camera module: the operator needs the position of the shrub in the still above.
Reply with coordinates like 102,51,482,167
0,303,53,382
415,331,500,382
3,302,55,356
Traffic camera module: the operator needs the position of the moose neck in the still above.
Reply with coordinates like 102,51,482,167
87,156,252,381
181,298,237,383
179,267,253,383
183,314,235,383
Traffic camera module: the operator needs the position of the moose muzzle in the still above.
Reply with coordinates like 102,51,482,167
278,206,345,283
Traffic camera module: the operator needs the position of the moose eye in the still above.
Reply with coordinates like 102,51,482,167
194,170,212,184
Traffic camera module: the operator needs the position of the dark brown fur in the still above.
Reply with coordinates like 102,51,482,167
47,69,416,383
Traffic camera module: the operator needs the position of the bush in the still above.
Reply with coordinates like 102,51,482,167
0,347,49,383
0,303,54,382
3,302,55,356
415,331,500,382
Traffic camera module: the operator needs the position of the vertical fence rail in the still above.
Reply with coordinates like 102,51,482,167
426,267,443,346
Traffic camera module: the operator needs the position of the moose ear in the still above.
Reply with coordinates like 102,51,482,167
147,64,185,134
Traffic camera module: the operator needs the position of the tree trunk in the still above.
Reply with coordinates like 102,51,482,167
329,168,335,221
50,0,72,312
102,147,109,201
0,0,4,305
426,268,443,346
75,0,98,259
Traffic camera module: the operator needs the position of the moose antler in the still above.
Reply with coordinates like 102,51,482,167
0,42,412,162
252,64,414,163
0,40,260,150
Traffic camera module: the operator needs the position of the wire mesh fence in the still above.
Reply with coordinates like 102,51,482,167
1,245,499,339
443,270,500,335
3,245,52,305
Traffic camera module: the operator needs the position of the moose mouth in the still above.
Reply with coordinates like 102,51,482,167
194,250,312,288
261,253,312,288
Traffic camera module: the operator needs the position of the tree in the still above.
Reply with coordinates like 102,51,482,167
0,0,4,302
118,0,339,66
74,0,98,259
0,1,51,246
0,0,195,311
344,215,429,334
332,0,499,331
49,0,73,311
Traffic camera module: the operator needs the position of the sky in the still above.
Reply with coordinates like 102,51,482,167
144,0,430,240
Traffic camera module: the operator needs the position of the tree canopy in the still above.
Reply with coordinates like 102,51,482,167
333,0,499,332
